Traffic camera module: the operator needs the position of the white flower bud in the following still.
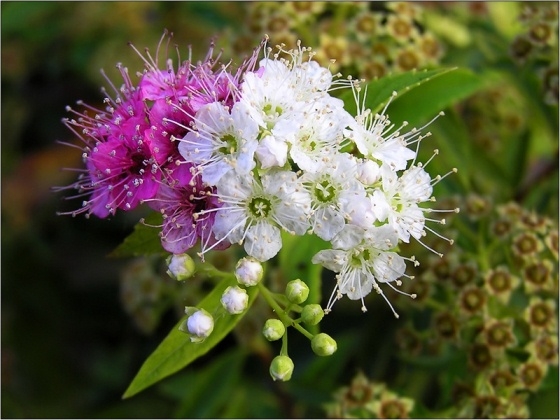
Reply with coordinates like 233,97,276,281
269,355,294,381
166,253,196,281
220,286,249,314
180,308,214,343
235,257,263,286
356,160,380,185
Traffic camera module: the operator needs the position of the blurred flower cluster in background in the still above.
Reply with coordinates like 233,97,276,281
2,2,557,418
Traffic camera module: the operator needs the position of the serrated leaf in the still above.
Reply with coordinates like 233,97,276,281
122,276,259,398
109,212,165,258
340,67,457,116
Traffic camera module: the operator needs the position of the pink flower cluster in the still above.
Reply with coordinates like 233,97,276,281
57,33,262,254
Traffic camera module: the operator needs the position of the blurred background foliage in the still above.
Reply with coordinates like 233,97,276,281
1,1,558,418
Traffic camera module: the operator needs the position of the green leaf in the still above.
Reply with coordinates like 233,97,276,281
122,276,259,398
173,351,245,418
156,349,245,418
385,68,486,129
110,212,165,258
339,67,457,116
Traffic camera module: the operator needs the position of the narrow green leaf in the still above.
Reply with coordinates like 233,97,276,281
122,276,259,398
158,349,245,418
339,67,456,116
109,212,165,258
385,68,485,129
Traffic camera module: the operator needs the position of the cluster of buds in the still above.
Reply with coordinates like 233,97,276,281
177,256,264,343
222,2,444,79
265,279,337,381
390,197,558,417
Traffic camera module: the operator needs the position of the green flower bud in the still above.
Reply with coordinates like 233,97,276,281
285,279,309,304
166,253,196,281
269,355,294,381
301,304,325,326
263,319,286,341
311,333,337,356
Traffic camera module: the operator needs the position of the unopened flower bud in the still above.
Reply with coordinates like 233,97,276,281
263,319,286,341
235,257,263,286
220,286,249,314
269,355,294,381
301,304,324,326
180,308,214,343
311,333,337,356
356,160,380,185
166,253,196,281
285,279,309,304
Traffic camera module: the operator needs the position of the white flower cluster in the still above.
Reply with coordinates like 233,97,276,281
175,42,456,315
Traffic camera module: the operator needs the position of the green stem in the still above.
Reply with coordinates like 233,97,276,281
280,329,289,356
197,263,236,281
477,219,491,272
257,283,314,340
424,297,447,312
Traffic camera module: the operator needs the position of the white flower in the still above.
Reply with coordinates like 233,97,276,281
208,170,311,261
312,224,411,316
345,90,436,171
221,286,249,314
240,63,303,169
370,163,434,243
346,109,416,171
301,153,371,240
239,44,343,169
285,99,353,173
177,101,259,185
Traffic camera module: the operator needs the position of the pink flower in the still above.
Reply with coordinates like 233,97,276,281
57,64,160,218
132,33,263,169
147,162,228,254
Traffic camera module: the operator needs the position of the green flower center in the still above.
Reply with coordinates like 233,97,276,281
263,103,283,130
218,133,238,155
350,249,371,268
314,179,336,203
300,133,317,152
248,196,273,219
